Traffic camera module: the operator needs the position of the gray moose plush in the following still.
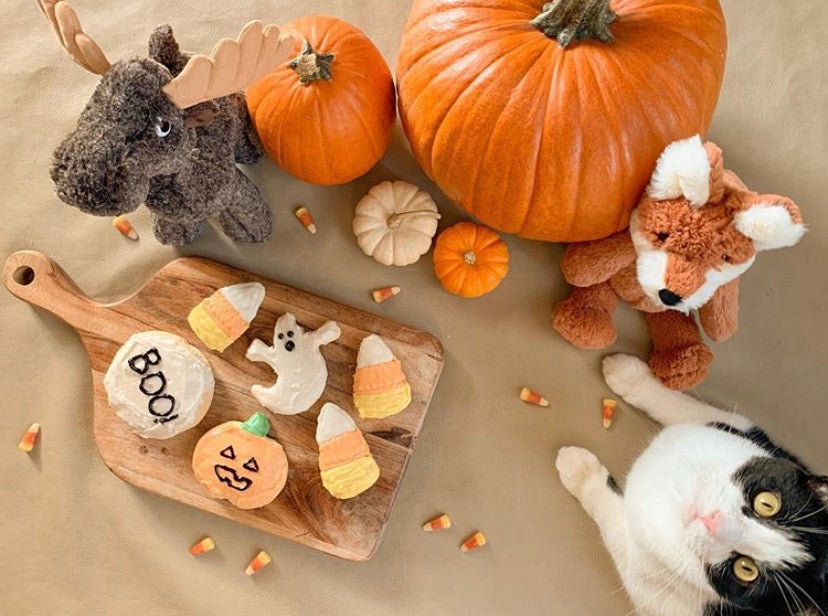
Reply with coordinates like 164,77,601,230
38,0,294,245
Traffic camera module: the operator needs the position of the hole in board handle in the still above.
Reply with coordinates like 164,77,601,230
13,266,35,286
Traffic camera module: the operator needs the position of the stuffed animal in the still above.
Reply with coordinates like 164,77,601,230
553,135,806,390
37,1,294,245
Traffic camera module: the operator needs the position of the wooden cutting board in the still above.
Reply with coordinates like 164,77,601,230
3,250,444,561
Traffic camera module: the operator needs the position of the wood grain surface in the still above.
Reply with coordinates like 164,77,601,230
2,250,444,561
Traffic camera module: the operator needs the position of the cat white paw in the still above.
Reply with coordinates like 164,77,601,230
556,446,606,500
602,354,651,398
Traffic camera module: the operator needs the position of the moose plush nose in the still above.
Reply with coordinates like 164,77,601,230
658,289,683,306
284,340,295,352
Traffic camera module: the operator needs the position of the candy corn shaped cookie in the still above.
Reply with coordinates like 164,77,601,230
316,403,379,499
353,335,412,419
189,283,266,352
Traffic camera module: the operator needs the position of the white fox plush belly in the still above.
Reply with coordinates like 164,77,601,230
557,355,828,616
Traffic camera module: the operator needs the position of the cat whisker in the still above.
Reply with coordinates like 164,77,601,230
778,570,826,616
773,575,797,616
787,502,826,525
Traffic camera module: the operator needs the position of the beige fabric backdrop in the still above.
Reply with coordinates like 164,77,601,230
1,1,826,614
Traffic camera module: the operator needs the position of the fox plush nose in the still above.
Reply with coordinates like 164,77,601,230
658,289,683,306
692,510,724,535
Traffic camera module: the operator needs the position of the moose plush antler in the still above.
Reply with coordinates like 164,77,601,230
39,1,295,245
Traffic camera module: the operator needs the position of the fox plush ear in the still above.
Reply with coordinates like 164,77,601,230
647,135,713,207
734,196,807,251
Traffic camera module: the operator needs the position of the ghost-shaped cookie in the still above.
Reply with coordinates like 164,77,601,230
246,313,341,415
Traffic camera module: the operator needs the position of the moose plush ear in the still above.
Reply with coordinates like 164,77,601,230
734,196,807,251
149,24,188,75
184,101,219,128
647,135,712,207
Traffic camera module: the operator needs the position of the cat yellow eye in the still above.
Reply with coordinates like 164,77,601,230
733,556,760,583
753,491,782,517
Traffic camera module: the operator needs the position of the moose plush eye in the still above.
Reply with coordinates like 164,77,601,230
733,556,760,583
154,118,172,137
753,491,782,517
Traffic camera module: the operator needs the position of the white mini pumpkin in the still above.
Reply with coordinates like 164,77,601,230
353,181,441,266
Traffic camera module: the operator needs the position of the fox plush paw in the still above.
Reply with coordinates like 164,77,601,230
648,343,713,391
552,300,617,349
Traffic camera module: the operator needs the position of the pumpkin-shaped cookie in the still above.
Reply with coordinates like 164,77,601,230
353,181,441,266
433,222,510,298
192,412,288,510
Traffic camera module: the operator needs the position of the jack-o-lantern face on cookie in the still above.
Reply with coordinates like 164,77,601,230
192,412,288,509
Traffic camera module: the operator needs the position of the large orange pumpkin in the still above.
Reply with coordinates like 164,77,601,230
247,15,396,185
396,0,727,242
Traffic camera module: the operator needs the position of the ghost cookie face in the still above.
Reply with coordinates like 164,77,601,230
104,331,214,439
192,412,288,510
246,313,341,415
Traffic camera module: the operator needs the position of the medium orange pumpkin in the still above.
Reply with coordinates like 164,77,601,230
247,15,396,185
397,0,727,242
433,222,510,298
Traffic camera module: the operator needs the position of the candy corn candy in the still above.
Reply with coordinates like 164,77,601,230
317,403,380,499
520,387,549,407
188,282,265,352
460,531,487,552
112,216,139,240
245,550,272,575
18,422,40,452
372,286,401,304
353,335,412,419
602,398,618,429
294,206,317,234
422,514,451,532
189,536,215,556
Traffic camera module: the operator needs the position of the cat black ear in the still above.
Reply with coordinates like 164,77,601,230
808,476,828,506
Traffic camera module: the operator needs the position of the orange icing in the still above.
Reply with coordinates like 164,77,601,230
353,360,407,395
203,291,248,339
318,428,370,471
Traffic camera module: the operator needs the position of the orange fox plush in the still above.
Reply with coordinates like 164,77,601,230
553,135,806,390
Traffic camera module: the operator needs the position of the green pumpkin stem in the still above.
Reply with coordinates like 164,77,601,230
241,412,271,437
531,0,617,48
288,40,335,84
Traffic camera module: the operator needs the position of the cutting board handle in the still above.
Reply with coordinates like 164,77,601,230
3,250,106,332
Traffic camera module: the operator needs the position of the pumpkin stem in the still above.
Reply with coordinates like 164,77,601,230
531,0,617,48
288,40,335,84
241,412,271,437
387,210,442,229
463,250,477,266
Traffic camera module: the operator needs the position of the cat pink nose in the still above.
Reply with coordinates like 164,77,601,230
692,510,724,535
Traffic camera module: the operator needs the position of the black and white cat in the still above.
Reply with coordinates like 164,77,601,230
557,354,828,616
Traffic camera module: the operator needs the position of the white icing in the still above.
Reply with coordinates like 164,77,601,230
220,282,265,322
104,331,214,439
316,402,357,444
246,313,341,415
356,334,395,368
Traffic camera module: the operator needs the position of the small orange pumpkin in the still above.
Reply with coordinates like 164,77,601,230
433,222,509,298
246,15,396,185
192,412,288,510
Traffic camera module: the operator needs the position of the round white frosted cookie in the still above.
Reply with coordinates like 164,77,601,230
104,331,215,439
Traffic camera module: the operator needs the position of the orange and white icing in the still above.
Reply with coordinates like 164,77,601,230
316,403,379,499
189,282,265,352
353,335,411,419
